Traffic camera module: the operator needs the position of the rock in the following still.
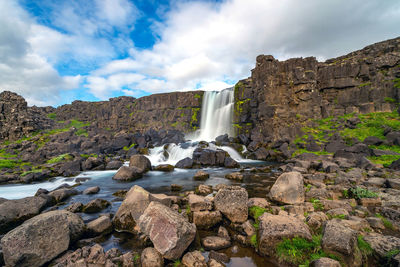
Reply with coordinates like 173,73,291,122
225,172,244,181
310,257,341,267
326,208,350,219
141,247,164,267
154,164,174,172
129,155,151,172
171,184,183,191
248,197,270,208
363,233,400,257
112,166,143,181
82,199,111,213
366,217,385,230
49,188,78,202
258,213,312,256
214,187,248,223
0,196,48,234
387,178,400,190
188,194,212,212
193,211,222,229
105,160,123,170
194,170,210,180
196,184,213,195
66,202,84,213
218,226,230,241
113,185,171,233
208,258,225,267
208,251,230,263
87,215,112,236
202,236,231,250
321,220,362,267
269,171,305,204
224,157,240,168
242,220,256,236
138,201,196,260
306,212,329,229
83,186,100,195
1,210,85,267
182,250,207,267
175,157,194,169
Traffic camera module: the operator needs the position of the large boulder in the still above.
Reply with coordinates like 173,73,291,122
112,185,170,233
112,166,143,181
214,186,248,223
1,210,85,267
0,196,48,234
363,233,400,258
193,211,222,229
321,220,362,267
129,155,151,172
258,213,312,256
269,171,305,204
138,201,196,260
175,157,193,169
141,247,164,267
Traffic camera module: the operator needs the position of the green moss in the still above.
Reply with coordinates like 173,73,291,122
47,113,57,120
358,82,372,87
292,149,332,158
173,259,182,267
357,235,373,256
385,249,400,259
186,204,191,215
21,168,43,177
75,128,88,137
250,234,258,248
194,93,201,99
375,213,395,230
384,97,397,103
0,159,17,169
394,78,400,89
191,108,200,129
328,214,347,220
249,206,269,229
47,153,73,164
123,143,136,151
171,121,178,127
368,155,400,167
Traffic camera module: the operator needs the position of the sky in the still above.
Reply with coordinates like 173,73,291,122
0,0,399,107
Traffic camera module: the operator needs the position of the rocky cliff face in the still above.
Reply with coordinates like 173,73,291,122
0,91,54,141
234,36,400,143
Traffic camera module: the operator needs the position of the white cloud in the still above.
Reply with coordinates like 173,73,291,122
88,0,400,99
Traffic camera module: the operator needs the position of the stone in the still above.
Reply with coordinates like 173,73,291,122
248,197,270,208
188,194,212,211
269,171,305,204
363,233,400,257
321,220,362,267
225,172,244,181
83,186,100,195
224,157,239,168
366,217,385,230
196,184,213,195
87,215,112,236
141,247,163,267
242,220,256,236
202,236,231,250
82,198,111,213
258,213,312,256
112,166,143,181
306,212,329,230
113,185,171,233
207,258,225,267
194,170,210,180
208,251,230,263
138,201,196,260
218,226,230,241
171,184,183,191
359,197,382,207
310,257,341,267
182,250,207,267
105,160,123,170
1,210,85,267
214,187,248,223
49,187,78,202
326,208,350,219
0,196,48,234
175,157,194,169
129,155,152,172
154,164,174,172
193,211,222,229
66,202,84,213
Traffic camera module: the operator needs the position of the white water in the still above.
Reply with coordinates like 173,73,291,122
147,143,197,165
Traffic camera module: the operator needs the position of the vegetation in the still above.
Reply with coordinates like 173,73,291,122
47,153,73,164
47,113,57,120
250,234,258,248
357,235,373,256
375,213,395,230
123,143,136,151
276,235,340,266
249,206,269,229
311,199,324,211
348,187,378,199
0,159,17,169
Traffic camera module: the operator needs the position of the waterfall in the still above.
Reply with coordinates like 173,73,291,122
194,88,235,141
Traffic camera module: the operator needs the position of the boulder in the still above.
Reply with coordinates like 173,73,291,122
193,170,209,180
83,186,100,195
138,201,196,260
82,199,111,213
188,194,212,212
182,250,207,267
105,160,123,170
214,187,248,223
258,213,312,256
201,236,231,250
154,164,174,172
193,211,222,229
112,166,143,181
87,215,112,236
171,184,183,191
196,184,213,195
129,155,151,172
1,210,85,267
113,185,171,233
225,172,244,181
269,171,305,204
0,196,48,234
175,157,193,169
141,247,164,267
321,220,362,267
248,197,270,208
310,257,341,267
49,188,78,202
305,212,329,229
363,233,400,257
224,157,240,168
66,202,84,213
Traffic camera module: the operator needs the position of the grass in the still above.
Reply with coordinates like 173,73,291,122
375,213,395,230
292,149,332,158
47,153,73,164
328,214,347,220
0,159,17,169
75,128,88,137
249,206,269,229
368,155,400,167
311,199,324,211
276,235,340,266
21,168,43,177
186,204,191,216
47,113,57,120
357,235,373,256
348,187,378,199
250,234,258,248
173,259,182,267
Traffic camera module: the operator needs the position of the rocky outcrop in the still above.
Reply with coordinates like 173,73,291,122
269,171,305,204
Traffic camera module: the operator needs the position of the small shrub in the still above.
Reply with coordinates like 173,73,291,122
349,187,378,199
311,199,324,211
384,97,397,103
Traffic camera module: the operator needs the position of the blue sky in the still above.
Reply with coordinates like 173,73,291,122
0,0,399,106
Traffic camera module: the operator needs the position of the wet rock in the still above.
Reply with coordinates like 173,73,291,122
105,160,123,170
112,166,143,181
154,164,174,172
141,247,163,267
224,157,240,168
269,171,305,204
129,155,151,172
242,220,256,236
258,213,312,256
310,257,341,267
182,250,207,267
138,201,196,260
171,184,183,191
207,258,225,267
202,236,231,250
1,210,85,267
82,198,111,213
214,187,248,223
225,172,244,181
87,215,112,236
49,187,78,202
196,184,213,195
321,220,361,267
208,251,230,263
175,157,194,169
194,170,209,180
188,194,212,211
193,211,222,229
363,233,400,257
218,226,231,241
0,196,48,234
66,202,84,213
113,185,171,233
83,186,100,195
